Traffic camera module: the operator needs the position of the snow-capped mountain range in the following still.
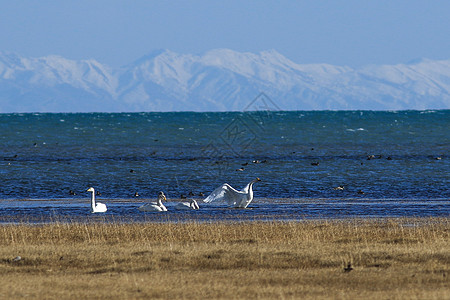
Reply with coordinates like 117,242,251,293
1,49,449,112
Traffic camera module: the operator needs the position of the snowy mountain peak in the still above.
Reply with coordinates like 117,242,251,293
1,49,449,112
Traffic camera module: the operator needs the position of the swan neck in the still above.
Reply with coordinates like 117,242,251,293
246,181,256,191
190,199,196,209
90,191,96,208
248,184,254,196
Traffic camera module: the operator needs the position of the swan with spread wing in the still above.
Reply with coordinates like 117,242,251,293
203,178,261,208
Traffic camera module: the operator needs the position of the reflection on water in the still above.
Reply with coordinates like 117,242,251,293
0,198,448,224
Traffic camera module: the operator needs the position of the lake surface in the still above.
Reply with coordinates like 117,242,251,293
1,110,449,222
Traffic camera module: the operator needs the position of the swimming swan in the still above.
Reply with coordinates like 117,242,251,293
87,187,107,213
174,199,200,210
203,178,261,208
138,191,167,212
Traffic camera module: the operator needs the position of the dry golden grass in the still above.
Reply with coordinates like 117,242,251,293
0,218,449,299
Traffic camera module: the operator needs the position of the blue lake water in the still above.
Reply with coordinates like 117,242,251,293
0,110,449,222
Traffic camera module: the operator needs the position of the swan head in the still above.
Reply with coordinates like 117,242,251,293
158,191,166,201
87,187,95,192
255,178,261,182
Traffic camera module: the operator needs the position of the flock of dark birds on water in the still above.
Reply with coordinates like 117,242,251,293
3,143,442,211
67,188,204,199
62,152,443,200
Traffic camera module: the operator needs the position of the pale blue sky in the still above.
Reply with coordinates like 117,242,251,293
1,0,449,67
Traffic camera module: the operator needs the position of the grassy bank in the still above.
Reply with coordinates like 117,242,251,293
1,218,449,299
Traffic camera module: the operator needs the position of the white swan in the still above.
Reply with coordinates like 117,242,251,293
87,187,107,213
174,199,200,210
203,178,261,208
138,191,167,212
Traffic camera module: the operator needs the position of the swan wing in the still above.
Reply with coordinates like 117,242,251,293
93,202,107,213
203,183,246,206
138,203,163,212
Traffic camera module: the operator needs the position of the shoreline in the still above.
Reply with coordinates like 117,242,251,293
1,197,449,224
0,216,448,226
2,196,449,201
1,198,449,225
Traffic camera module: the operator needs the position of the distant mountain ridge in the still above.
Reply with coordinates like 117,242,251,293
1,49,449,112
